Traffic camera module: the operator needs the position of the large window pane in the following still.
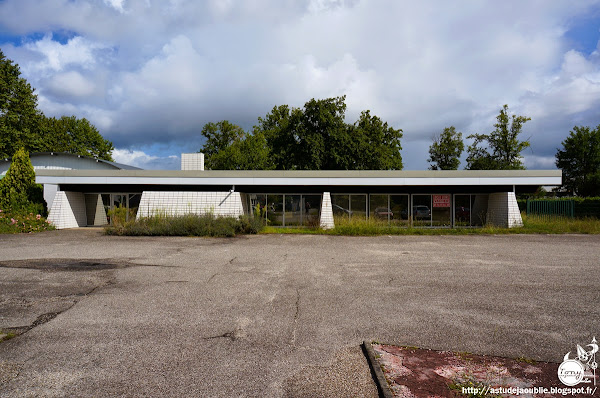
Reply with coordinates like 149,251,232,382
249,194,267,222
303,195,321,227
267,194,284,226
454,194,471,226
350,194,367,219
286,195,302,226
471,194,489,226
412,195,432,227
370,194,390,222
128,193,141,220
390,195,409,226
432,194,451,227
331,194,351,219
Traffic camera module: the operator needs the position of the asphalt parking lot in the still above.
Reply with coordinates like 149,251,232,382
1,230,599,397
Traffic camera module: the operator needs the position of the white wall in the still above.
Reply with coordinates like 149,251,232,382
487,192,523,228
137,191,244,218
47,191,87,229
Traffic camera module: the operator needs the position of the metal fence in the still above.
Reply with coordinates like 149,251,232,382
526,199,574,218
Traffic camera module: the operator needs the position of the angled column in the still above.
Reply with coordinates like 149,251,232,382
47,191,87,229
486,192,523,228
320,192,334,230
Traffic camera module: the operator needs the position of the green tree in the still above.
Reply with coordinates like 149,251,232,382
427,126,464,170
0,50,44,158
42,116,114,160
466,105,531,170
555,125,600,196
352,110,403,170
256,105,303,170
200,120,274,170
204,96,403,170
297,96,349,169
0,147,38,209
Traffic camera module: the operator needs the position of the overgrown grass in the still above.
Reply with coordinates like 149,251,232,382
0,203,54,234
104,212,264,237
260,213,600,235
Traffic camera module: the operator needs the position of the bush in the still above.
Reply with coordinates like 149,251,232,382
0,207,55,234
104,213,264,237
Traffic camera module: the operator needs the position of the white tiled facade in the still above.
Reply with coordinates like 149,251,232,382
319,192,334,229
181,153,204,171
136,191,244,218
47,191,87,229
486,192,523,228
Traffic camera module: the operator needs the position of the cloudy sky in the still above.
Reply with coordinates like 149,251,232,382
1,0,600,170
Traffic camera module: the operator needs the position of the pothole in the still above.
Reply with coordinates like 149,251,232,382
0,259,129,271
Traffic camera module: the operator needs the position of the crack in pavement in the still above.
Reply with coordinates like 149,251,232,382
203,330,237,342
290,288,301,346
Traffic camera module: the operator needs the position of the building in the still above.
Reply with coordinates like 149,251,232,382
1,152,141,211
29,153,562,230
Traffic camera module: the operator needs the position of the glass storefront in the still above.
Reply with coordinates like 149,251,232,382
249,194,322,227
454,194,489,226
250,192,490,228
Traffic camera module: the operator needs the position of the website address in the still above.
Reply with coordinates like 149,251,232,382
462,386,597,396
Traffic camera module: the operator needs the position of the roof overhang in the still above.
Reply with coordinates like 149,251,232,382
35,169,562,187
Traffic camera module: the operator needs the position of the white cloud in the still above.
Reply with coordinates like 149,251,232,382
46,71,96,97
104,0,126,13
2,0,600,169
23,35,107,74
112,148,179,169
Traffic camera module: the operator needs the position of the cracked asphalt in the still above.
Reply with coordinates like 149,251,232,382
0,229,599,397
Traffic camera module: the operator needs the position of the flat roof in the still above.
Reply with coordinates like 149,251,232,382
35,169,562,187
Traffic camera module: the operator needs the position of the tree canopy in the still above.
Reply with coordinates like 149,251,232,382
201,96,403,170
0,49,114,161
428,126,464,170
555,125,600,196
466,105,531,170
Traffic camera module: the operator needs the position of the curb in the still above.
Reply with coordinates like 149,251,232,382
362,341,394,398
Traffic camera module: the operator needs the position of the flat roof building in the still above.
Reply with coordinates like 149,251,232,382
30,155,561,230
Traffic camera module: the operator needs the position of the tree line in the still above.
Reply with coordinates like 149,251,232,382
1,49,597,196
0,50,114,161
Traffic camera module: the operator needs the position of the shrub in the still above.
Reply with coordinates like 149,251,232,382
105,213,264,237
0,148,46,214
0,207,55,234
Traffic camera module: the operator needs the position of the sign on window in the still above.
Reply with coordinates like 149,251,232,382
432,194,451,208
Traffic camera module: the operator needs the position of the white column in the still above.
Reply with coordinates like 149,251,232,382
320,192,334,230
47,191,87,229
486,192,523,228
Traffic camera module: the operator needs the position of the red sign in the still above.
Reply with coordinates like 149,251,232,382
432,194,451,208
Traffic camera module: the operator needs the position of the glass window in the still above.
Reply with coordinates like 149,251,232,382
303,195,321,227
249,194,267,222
128,193,141,220
432,194,451,227
471,194,489,226
331,194,351,219
369,194,390,222
412,195,432,227
350,194,367,220
267,194,284,226
390,195,409,226
286,195,302,226
454,194,471,227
